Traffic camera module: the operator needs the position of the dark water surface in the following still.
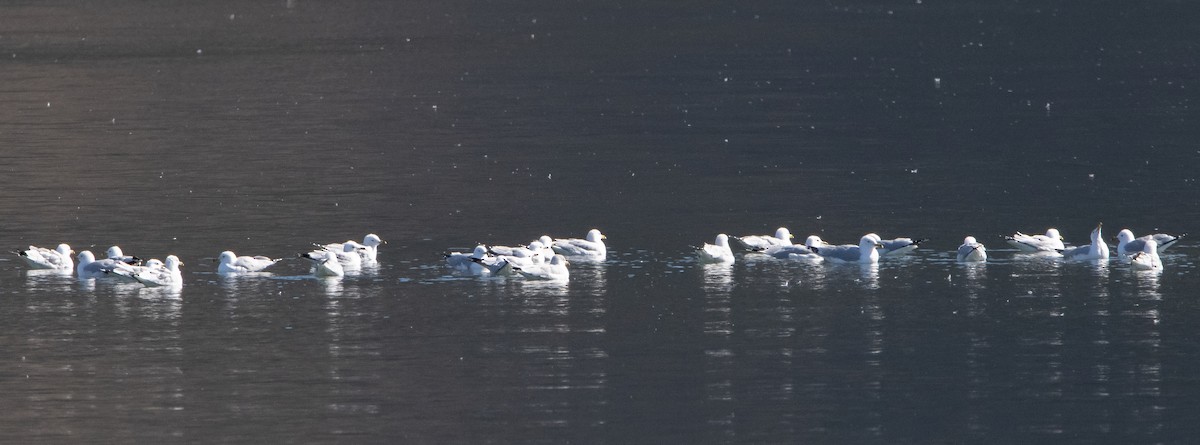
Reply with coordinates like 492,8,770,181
1,1,1199,443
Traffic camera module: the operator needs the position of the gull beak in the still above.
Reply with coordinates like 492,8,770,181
874,243,883,249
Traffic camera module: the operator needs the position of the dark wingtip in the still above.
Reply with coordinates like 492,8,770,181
913,238,929,245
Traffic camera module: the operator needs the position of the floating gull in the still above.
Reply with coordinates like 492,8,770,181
76,250,137,279
217,251,283,275
804,235,832,248
956,236,987,262
115,255,184,287
445,245,511,276
1059,223,1108,261
300,249,344,277
15,243,74,270
316,241,363,270
874,235,927,257
515,254,570,281
695,234,735,264
730,227,792,252
762,235,823,262
106,246,142,265
552,229,606,261
490,238,554,264
1116,229,1184,258
1129,239,1163,271
319,234,385,263
810,234,882,264
1005,228,1065,253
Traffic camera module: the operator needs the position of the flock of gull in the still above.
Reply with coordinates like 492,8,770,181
10,224,1184,289
694,223,1183,272
14,234,387,288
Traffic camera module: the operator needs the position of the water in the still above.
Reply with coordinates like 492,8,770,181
1,0,1198,443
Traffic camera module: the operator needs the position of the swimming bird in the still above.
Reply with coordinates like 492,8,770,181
1059,223,1108,261
76,250,138,279
445,245,511,276
118,255,184,287
1005,228,1065,253
695,234,735,264
810,234,883,264
957,236,987,262
217,251,282,275
319,234,385,263
316,241,363,270
300,250,344,277
730,227,793,252
874,235,927,257
760,234,824,262
489,239,554,263
489,241,553,272
106,246,142,265
1116,229,1184,258
552,229,607,261
15,243,74,270
515,254,570,281
1129,239,1163,271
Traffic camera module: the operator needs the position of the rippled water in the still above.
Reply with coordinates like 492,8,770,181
1,1,1199,443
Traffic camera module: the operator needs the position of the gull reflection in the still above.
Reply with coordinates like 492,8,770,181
700,263,734,293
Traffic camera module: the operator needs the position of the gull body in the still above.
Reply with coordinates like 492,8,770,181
1116,229,1184,258
1129,239,1163,271
217,251,282,275
731,227,793,252
16,243,74,270
552,229,607,261
696,234,735,264
811,234,883,264
1005,228,1065,253
1059,224,1109,261
957,236,987,262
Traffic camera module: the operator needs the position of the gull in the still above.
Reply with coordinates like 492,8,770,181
316,241,363,270
552,229,606,261
957,236,987,262
490,238,554,263
116,255,184,287
445,245,511,276
495,241,552,269
810,234,883,263
217,251,283,275
106,246,142,265
1129,239,1163,271
15,243,74,270
875,235,927,257
515,254,570,281
1116,229,1185,258
1005,228,1065,253
300,249,344,277
761,235,824,262
76,250,138,279
695,234,735,264
730,227,793,252
1059,223,1109,261
319,234,385,263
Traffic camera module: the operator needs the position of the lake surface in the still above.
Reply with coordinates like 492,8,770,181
1,0,1198,443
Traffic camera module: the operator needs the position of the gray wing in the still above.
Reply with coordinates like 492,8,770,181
813,245,861,262
765,245,817,260
1059,244,1090,259
1123,239,1146,255
1145,233,1184,250
880,237,925,256
957,244,979,258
